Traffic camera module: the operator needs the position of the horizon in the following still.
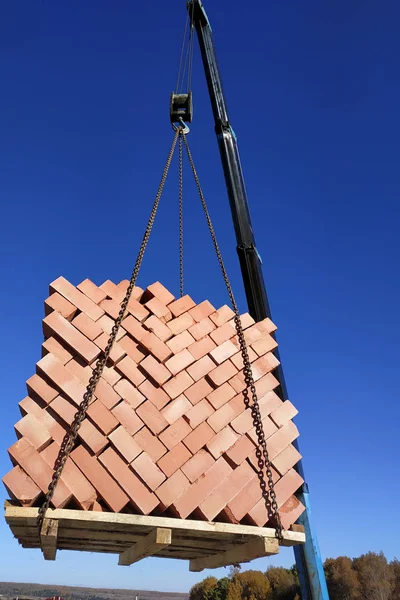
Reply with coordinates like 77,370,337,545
1,0,399,593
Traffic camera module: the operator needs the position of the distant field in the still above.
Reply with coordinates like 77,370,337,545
0,582,188,600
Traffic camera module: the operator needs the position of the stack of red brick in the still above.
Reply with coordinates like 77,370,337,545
3,277,305,529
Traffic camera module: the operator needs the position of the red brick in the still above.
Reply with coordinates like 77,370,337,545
229,372,246,394
157,442,192,477
95,377,122,410
184,378,214,405
164,371,194,399
247,416,278,444
167,312,195,336
132,452,166,489
112,400,144,436
118,334,147,363
41,442,96,510
43,311,100,364
145,315,173,342
165,349,195,376
209,340,237,365
102,366,121,387
172,457,232,519
134,427,167,462
77,279,107,304
26,373,58,404
91,500,103,511
207,394,244,433
231,391,282,435
188,335,217,360
36,354,86,406
206,426,239,459
188,317,215,341
255,373,281,397
72,313,103,341
247,469,304,526
71,445,129,512
251,334,278,357
252,353,280,381
100,279,126,301
184,399,214,429
155,469,190,509
144,281,175,305
197,460,255,520
42,336,73,365
210,322,236,346
207,360,237,387
145,297,172,322
230,346,258,370
2,466,41,506
189,300,216,323
116,355,146,387
136,400,168,435
94,332,126,365
273,444,302,477
206,382,236,410
187,355,216,382
118,280,144,301
108,425,142,463
14,414,52,451
127,297,150,322
45,292,77,321
97,314,125,341
65,358,91,386
50,276,104,321
169,295,196,318
161,395,192,425
121,315,147,343
114,379,145,409
225,476,262,521
87,400,119,435
236,312,255,329
244,319,277,345
141,332,172,363
183,421,214,455
278,495,305,530
270,400,298,428
181,449,214,483
8,438,72,508
49,395,107,455
209,305,235,327
166,331,194,355
19,396,45,418
139,379,170,410
224,435,255,467
139,355,170,386
159,417,192,451
266,421,300,461
99,447,159,514
18,397,66,446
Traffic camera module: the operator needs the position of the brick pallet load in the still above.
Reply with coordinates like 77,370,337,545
3,277,306,567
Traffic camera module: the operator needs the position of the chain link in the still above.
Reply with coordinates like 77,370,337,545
178,132,184,297
36,128,181,538
182,135,284,542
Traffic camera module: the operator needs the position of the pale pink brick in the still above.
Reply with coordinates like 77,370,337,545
187,355,216,382
181,449,214,483
247,469,304,526
251,334,278,357
184,378,214,405
95,377,122,410
136,400,169,435
140,355,171,386
14,414,52,451
145,297,172,322
231,391,282,435
188,317,215,341
114,378,145,409
206,426,239,459
209,305,235,327
44,292,77,321
50,276,104,321
184,399,214,429
118,334,147,363
157,442,192,477
188,335,217,360
132,452,166,489
169,295,196,318
121,315,147,343
270,400,298,427
3,466,41,507
273,444,302,477
36,354,86,406
112,400,144,436
139,379,170,410
165,349,195,376
182,421,214,455
207,360,237,387
43,311,100,364
189,300,216,323
206,382,236,410
72,313,103,341
26,373,58,404
230,346,258,370
166,329,196,354
42,336,73,365
224,435,255,467
108,425,142,463
94,332,126,364
159,417,192,451
77,279,107,304
167,312,195,336
210,340,238,365
116,355,146,387
87,399,119,436
144,281,175,305
247,416,278,444
164,371,194,399
141,332,172,362
207,393,244,433
134,426,167,462
145,315,173,342
155,469,190,509
161,395,192,425
210,321,236,345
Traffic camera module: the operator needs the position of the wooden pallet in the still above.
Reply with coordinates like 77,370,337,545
5,502,305,572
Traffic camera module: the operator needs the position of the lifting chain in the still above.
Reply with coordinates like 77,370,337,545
178,131,184,297
182,135,284,542
37,128,180,537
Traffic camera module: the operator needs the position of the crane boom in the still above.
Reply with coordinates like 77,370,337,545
188,2,330,598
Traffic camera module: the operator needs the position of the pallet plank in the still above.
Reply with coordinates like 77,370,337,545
40,518,58,561
190,536,279,572
119,528,172,566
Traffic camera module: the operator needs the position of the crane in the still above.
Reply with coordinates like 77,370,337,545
170,2,330,598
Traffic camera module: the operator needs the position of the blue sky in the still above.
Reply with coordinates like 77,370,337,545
1,0,399,592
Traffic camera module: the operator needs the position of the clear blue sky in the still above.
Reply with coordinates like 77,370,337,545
1,0,399,592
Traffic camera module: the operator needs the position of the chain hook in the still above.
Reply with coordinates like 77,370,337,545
172,117,190,134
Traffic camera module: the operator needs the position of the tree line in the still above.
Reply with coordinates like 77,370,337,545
189,552,400,600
